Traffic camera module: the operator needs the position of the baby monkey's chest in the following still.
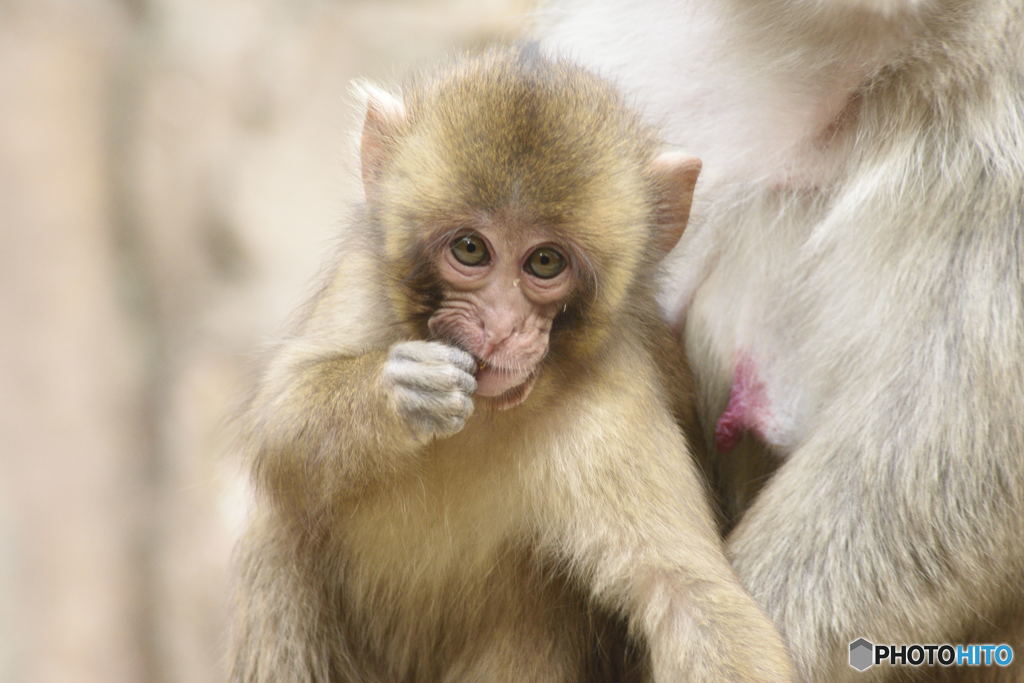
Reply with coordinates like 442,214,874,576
340,445,530,592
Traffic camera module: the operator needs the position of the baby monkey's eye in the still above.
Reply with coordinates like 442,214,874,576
525,247,566,279
450,234,489,266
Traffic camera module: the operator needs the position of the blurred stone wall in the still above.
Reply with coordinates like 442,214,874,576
0,1,528,681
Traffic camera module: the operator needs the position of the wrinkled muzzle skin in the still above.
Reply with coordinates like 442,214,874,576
423,221,575,410
427,284,557,409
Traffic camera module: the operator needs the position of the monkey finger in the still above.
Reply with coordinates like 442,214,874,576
435,414,469,437
450,392,474,420
386,360,476,394
390,341,476,375
444,348,477,376
393,385,472,419
429,390,475,419
389,340,440,363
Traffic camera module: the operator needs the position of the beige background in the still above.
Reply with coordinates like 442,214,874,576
0,1,529,681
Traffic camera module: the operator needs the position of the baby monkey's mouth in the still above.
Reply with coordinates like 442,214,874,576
489,374,536,410
470,355,538,409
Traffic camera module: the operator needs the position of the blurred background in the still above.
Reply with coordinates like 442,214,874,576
0,1,530,681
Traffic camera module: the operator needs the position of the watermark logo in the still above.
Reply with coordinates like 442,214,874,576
849,638,1014,672
849,639,874,672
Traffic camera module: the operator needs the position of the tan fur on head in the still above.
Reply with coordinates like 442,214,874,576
362,49,698,362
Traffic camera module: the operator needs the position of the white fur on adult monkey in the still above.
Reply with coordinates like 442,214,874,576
541,1,1024,680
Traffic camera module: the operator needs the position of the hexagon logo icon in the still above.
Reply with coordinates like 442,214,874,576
849,638,875,671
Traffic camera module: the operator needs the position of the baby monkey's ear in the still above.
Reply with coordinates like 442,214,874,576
355,82,406,201
651,152,701,255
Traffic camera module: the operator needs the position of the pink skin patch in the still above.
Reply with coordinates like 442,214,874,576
427,223,573,410
714,354,770,454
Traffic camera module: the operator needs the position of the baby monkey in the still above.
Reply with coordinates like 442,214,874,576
231,48,794,682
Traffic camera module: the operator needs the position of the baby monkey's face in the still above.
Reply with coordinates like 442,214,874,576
426,222,579,410
361,55,699,412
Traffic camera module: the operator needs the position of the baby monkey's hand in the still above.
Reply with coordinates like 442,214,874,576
383,341,477,440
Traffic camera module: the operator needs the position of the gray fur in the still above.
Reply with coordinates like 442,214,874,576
541,0,1024,680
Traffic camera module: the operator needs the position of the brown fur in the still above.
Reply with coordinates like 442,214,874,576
230,49,794,682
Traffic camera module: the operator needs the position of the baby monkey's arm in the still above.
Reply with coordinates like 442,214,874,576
246,335,475,513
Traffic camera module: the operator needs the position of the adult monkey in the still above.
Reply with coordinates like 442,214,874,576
541,1,1024,680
